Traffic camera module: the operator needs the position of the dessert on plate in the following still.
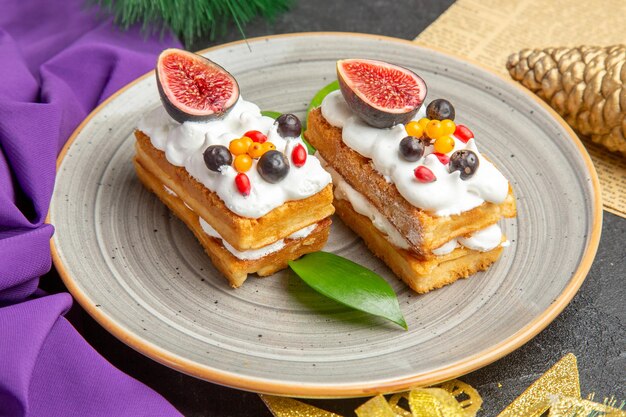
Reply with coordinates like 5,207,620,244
134,48,334,287
306,58,517,293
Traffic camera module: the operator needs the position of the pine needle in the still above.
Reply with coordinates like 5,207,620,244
88,0,293,45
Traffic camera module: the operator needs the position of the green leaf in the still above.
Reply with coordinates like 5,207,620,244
260,110,281,119
305,80,339,129
300,135,316,155
288,252,407,329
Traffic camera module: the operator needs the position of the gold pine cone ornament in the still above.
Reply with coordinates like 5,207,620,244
507,45,626,157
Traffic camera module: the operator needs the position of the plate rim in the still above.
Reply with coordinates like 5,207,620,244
49,32,603,397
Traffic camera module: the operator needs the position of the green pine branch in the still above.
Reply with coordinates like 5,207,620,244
88,0,293,45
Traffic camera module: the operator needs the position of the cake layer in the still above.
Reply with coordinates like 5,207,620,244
325,160,506,260
334,198,505,293
306,108,516,256
135,130,334,251
134,156,331,287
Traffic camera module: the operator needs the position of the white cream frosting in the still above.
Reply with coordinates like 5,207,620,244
163,185,177,196
457,224,503,252
199,218,317,260
287,223,317,239
432,239,459,256
322,161,411,250
320,90,509,216
431,224,504,255
138,98,331,219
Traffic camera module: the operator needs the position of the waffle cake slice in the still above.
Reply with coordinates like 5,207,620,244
135,130,334,250
134,49,334,287
134,152,331,287
307,108,515,257
305,58,516,293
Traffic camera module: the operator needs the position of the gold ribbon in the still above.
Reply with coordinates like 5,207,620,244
495,354,625,416
497,353,581,417
549,396,626,417
261,379,481,417
262,354,624,417
260,395,342,417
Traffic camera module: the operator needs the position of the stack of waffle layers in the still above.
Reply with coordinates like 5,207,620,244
306,108,517,293
133,130,334,287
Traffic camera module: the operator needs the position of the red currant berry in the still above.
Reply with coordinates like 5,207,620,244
243,130,267,143
291,144,307,168
433,152,450,165
454,124,474,143
414,166,436,183
235,173,251,196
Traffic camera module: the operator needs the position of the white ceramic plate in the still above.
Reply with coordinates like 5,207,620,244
50,33,601,397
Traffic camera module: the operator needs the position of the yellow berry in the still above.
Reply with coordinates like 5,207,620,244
434,136,455,154
417,118,430,130
248,142,265,158
229,139,248,156
240,136,253,149
234,154,253,172
441,119,456,136
405,121,424,138
425,120,444,139
262,142,276,153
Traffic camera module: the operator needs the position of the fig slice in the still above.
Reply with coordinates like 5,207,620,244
337,59,427,128
156,48,239,123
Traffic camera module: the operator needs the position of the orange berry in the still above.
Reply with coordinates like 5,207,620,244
417,118,430,130
425,120,444,139
262,142,276,153
229,139,248,156
433,136,455,154
240,136,253,149
441,119,456,136
248,142,265,158
234,154,252,172
405,121,424,138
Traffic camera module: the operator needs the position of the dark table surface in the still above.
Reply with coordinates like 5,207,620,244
45,1,626,416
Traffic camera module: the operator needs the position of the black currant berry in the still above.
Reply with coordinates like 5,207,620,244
399,136,426,162
257,150,290,183
426,99,455,121
203,145,233,172
449,150,479,179
275,114,302,138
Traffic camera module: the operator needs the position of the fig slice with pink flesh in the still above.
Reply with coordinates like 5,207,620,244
337,59,427,128
156,48,239,123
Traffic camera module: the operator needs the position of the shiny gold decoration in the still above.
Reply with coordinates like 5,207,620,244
437,379,482,416
262,354,623,417
507,45,626,157
386,393,413,417
497,353,580,417
263,379,479,417
407,388,467,416
357,388,469,417
259,395,341,417
355,395,398,417
549,395,626,417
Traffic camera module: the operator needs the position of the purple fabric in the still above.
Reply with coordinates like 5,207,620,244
0,1,183,416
